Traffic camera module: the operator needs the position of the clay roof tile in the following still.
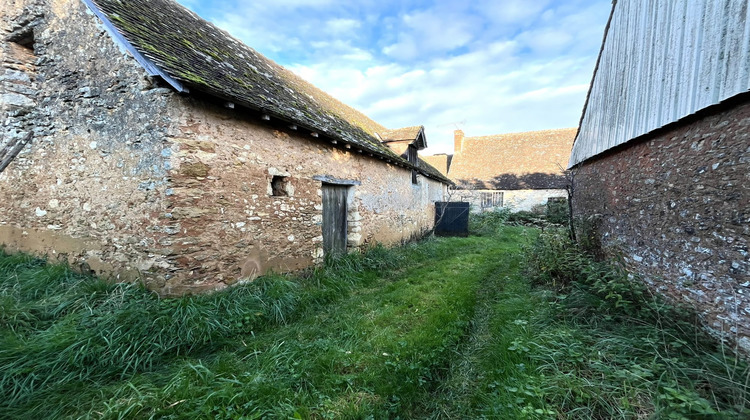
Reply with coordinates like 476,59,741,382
449,128,577,189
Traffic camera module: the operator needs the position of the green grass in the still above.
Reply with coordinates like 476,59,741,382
425,228,750,419
0,228,529,418
1,222,748,419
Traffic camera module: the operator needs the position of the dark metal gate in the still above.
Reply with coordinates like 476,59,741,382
434,202,470,237
322,184,349,257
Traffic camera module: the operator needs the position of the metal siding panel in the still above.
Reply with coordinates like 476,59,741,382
622,0,638,146
644,0,659,137
712,0,730,104
660,1,677,126
723,0,745,97
687,1,704,115
739,0,750,91
571,0,750,167
636,0,651,144
607,4,623,152
672,0,689,123
697,1,716,112
620,0,636,147
590,26,611,159
654,1,667,129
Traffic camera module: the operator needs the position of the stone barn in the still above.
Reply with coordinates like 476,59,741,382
432,128,575,212
570,0,750,350
0,0,450,295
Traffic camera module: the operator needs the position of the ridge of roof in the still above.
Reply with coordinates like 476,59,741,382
85,0,447,182
464,127,578,142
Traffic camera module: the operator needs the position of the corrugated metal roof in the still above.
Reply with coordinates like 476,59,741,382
570,0,750,167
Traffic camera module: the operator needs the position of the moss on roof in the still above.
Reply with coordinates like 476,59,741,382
89,0,441,171
417,157,452,185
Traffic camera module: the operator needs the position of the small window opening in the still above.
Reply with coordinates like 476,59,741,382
9,26,35,51
271,175,289,196
480,191,503,208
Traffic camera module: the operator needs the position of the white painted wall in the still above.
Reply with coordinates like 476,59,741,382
452,189,567,213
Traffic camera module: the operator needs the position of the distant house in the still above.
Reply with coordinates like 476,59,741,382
421,154,451,178
0,0,450,295
424,128,576,212
570,0,750,351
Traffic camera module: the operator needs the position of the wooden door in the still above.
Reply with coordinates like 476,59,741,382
322,184,348,258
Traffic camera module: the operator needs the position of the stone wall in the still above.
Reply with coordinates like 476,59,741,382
573,95,750,351
1,1,39,171
1,0,175,286
452,188,567,213
161,96,445,294
0,0,446,295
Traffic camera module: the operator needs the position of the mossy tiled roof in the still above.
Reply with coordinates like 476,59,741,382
87,0,448,182
449,128,576,189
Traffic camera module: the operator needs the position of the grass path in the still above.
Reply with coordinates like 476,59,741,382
0,226,532,419
425,226,750,419
420,249,531,419
3,224,747,419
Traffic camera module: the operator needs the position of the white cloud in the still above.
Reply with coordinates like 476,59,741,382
177,0,612,154
382,7,480,61
324,18,362,35
476,0,554,25
291,49,599,154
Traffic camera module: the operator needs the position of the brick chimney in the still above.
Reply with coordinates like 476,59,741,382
454,129,465,153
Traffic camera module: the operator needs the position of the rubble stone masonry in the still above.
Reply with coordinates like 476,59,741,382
573,95,750,351
0,0,445,295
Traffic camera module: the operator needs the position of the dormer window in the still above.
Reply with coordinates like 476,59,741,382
379,126,427,185
408,144,418,184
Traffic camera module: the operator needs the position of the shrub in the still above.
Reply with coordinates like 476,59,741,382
469,208,511,236
524,228,688,322
519,228,750,419
545,197,569,225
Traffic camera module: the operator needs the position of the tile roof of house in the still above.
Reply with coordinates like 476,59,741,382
380,125,427,151
381,126,423,141
420,154,450,177
449,128,576,189
416,157,452,185
85,0,450,184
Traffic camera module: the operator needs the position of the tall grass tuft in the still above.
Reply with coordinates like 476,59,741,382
0,244,405,412
519,228,750,418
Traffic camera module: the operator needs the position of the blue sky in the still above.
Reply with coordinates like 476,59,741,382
176,0,612,154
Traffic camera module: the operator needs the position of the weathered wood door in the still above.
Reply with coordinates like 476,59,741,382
322,184,349,257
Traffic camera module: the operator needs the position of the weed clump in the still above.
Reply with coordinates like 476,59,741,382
469,199,570,235
0,244,407,415
517,228,750,418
